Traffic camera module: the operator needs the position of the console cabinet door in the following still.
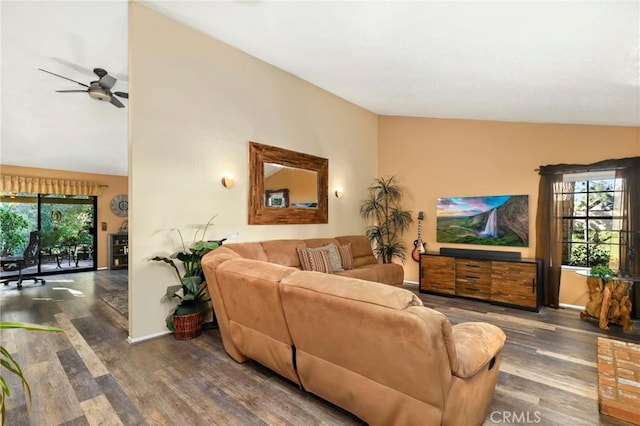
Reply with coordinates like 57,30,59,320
491,261,537,308
455,259,491,300
420,255,455,295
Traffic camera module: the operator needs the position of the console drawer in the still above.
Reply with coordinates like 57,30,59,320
455,259,491,299
455,259,491,275
455,279,491,299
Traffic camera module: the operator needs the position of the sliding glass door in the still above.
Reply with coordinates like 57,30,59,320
0,193,97,278
40,195,96,273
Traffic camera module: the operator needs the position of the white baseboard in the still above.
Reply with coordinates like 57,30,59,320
127,330,172,344
403,280,418,287
559,303,585,311
97,267,108,271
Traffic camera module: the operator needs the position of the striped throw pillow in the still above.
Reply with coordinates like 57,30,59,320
297,247,313,271
307,249,333,274
308,243,344,272
338,243,354,270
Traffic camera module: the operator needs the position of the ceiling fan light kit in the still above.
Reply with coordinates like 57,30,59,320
88,84,112,102
39,65,128,108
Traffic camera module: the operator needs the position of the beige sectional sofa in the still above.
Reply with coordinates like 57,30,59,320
216,235,405,286
202,235,506,426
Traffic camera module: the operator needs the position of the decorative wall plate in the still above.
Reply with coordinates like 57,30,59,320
110,194,128,217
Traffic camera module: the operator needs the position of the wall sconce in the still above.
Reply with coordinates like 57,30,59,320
221,173,235,189
334,187,344,198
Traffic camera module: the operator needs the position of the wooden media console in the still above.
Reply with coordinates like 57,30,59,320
419,251,542,312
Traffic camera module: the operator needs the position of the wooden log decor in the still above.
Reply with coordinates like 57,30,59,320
580,276,633,332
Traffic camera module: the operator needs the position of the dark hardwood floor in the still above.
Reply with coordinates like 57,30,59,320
1,270,638,425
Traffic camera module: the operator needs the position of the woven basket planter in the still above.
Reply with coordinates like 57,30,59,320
173,311,204,340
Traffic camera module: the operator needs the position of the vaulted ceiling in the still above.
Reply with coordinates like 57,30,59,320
2,1,638,176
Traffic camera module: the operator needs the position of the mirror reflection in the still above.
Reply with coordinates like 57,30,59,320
264,163,318,208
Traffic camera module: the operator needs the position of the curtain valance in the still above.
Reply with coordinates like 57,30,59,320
0,174,102,196
538,157,640,175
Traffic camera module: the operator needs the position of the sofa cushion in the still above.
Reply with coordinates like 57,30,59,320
223,242,268,262
214,258,300,384
262,239,307,267
335,235,378,267
304,238,341,249
335,267,377,282
215,259,295,343
451,322,506,378
282,270,421,310
357,263,405,286
279,272,459,417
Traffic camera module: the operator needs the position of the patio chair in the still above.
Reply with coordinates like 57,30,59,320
0,231,46,289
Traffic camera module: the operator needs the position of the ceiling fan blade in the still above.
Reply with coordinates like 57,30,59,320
51,57,94,76
39,68,89,88
109,96,125,108
56,90,88,93
113,91,128,99
93,68,107,78
98,74,117,90
51,58,128,81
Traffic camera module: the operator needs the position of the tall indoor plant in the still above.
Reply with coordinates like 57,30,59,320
150,216,220,339
360,176,413,263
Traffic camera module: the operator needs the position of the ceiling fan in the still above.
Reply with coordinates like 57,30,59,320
38,67,129,108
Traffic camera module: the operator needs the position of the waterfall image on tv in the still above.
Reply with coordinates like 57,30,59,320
436,195,529,247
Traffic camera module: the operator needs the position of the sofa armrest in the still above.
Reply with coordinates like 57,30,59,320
451,322,506,378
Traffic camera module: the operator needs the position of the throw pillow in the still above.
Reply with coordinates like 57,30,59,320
338,243,354,270
296,247,312,271
307,249,333,274
308,243,344,272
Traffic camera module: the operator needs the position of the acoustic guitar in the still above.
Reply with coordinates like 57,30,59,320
411,211,426,262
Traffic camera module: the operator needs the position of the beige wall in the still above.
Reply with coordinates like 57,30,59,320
0,164,127,269
559,270,591,307
128,3,378,340
378,117,639,304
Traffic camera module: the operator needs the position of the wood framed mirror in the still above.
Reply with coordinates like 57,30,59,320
249,141,328,224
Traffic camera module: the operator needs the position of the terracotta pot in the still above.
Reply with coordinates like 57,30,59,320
173,311,204,340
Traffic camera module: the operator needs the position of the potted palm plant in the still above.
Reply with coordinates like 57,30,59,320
360,176,413,263
150,216,220,339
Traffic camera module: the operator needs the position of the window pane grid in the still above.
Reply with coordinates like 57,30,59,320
559,174,623,268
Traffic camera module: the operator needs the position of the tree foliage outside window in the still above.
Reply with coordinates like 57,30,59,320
0,206,30,255
40,201,94,248
0,194,94,255
561,174,622,268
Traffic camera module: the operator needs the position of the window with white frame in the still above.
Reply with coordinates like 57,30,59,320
560,171,624,268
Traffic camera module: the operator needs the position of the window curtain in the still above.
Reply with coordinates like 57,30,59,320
535,172,564,307
0,174,101,196
616,160,640,276
536,157,640,307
